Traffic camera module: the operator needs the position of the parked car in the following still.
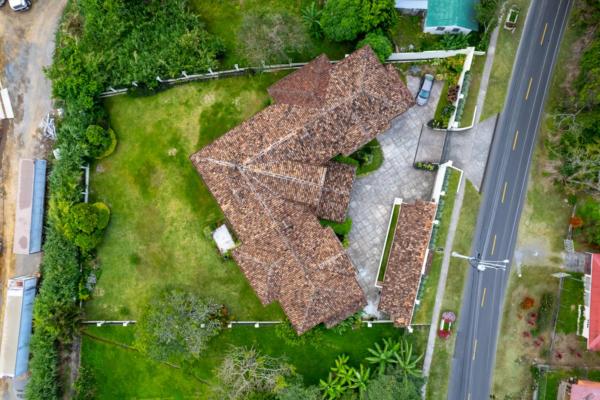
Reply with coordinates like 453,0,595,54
8,0,31,11
417,74,435,106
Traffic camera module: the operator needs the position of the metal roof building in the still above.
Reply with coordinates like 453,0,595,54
0,276,37,378
424,0,479,34
13,159,47,254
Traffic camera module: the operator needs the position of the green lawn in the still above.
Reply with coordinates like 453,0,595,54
378,203,401,282
413,169,462,324
87,74,291,321
426,181,481,400
481,0,533,120
191,0,353,68
390,13,443,51
461,55,485,126
82,324,408,398
556,274,584,334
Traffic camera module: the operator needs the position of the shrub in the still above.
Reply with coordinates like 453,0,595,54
63,202,110,252
136,288,226,362
301,2,323,39
73,367,96,400
330,312,363,335
357,31,393,63
440,34,469,50
531,292,555,336
321,0,363,42
520,296,535,310
275,320,323,346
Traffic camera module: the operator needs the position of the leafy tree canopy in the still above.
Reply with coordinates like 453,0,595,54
136,289,225,362
48,0,224,109
357,31,393,62
321,0,364,42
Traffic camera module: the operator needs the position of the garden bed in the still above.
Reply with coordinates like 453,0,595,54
377,202,401,284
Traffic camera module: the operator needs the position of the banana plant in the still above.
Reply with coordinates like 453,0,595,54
365,338,400,375
393,339,424,379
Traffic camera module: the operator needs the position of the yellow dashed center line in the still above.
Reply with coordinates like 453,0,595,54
481,287,487,307
512,130,519,151
491,234,497,256
501,182,508,203
525,77,533,100
540,23,548,45
472,339,478,361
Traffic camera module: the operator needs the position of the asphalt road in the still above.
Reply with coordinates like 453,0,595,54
447,0,573,399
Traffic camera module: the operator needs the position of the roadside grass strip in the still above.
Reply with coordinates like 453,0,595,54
425,181,481,400
413,169,461,324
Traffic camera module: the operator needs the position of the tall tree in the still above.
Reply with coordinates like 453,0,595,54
214,347,293,400
320,0,363,41
393,339,423,379
474,0,499,33
135,289,225,362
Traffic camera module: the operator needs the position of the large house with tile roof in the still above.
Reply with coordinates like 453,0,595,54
191,46,415,334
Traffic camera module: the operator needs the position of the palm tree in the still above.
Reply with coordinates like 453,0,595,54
319,372,344,400
365,338,400,375
393,339,424,379
349,364,371,399
301,1,323,39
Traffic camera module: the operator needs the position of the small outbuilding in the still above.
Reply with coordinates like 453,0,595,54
212,224,236,254
0,276,37,378
395,0,479,34
13,159,47,255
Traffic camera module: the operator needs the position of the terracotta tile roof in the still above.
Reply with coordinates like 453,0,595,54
379,201,437,326
588,254,600,351
191,46,414,334
571,380,600,400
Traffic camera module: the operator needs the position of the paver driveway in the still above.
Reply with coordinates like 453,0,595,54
346,77,442,315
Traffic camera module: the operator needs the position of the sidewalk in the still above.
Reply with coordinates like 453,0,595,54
474,25,501,124
422,175,466,379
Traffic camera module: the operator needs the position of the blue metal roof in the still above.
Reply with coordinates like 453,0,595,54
15,277,36,377
29,160,46,253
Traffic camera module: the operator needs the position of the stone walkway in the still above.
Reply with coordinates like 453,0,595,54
346,77,443,315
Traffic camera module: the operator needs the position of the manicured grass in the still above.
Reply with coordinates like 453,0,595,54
390,13,443,51
460,55,485,126
538,369,600,400
433,81,450,127
191,0,353,68
556,274,584,334
87,73,291,321
82,324,407,398
378,203,401,282
413,169,461,324
413,253,442,325
426,181,481,400
481,0,533,120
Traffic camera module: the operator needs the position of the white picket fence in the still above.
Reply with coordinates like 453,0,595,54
98,47,479,98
